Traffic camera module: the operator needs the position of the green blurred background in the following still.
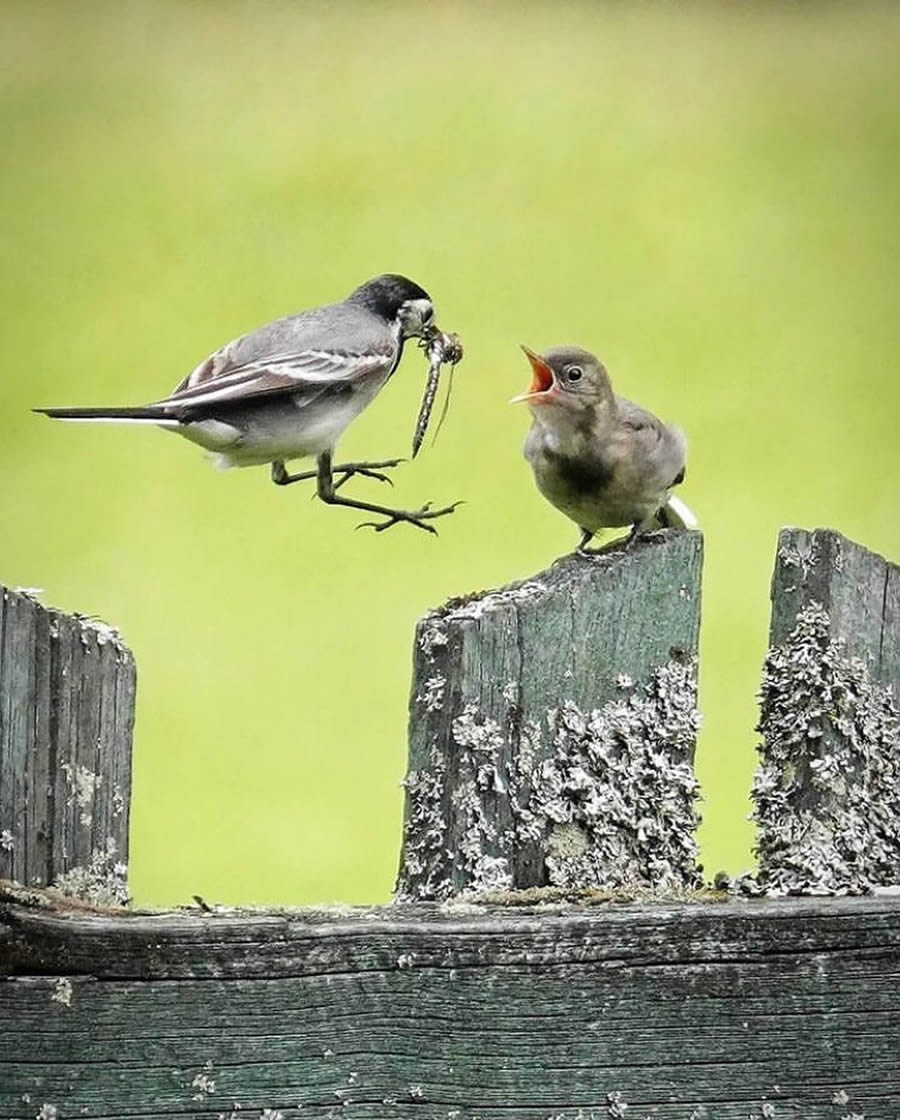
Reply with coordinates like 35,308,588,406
2,1,899,906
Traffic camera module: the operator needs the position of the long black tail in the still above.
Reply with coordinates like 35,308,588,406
33,405,173,422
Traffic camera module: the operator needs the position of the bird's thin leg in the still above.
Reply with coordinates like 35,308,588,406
271,461,316,486
623,522,643,549
576,528,595,554
271,458,405,490
315,450,461,535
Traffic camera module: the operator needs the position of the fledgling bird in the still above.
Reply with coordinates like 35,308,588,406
512,345,697,551
35,274,460,534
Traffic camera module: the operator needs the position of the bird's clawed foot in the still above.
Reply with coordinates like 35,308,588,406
272,459,405,489
356,500,464,536
574,523,644,557
331,460,406,492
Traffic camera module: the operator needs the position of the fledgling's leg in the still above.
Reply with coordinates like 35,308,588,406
623,522,643,549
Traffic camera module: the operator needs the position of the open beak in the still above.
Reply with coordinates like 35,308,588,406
510,346,556,404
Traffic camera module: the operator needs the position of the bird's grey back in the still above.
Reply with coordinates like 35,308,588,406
178,301,394,393
237,302,391,360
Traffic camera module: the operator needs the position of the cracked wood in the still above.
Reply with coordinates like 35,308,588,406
1,894,900,1118
0,586,135,890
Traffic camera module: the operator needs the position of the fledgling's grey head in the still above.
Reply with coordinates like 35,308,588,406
514,345,614,409
512,345,616,448
348,274,435,339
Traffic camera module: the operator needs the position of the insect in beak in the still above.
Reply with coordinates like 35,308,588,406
412,328,464,457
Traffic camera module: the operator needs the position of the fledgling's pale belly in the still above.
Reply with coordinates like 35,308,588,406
526,427,671,531
533,461,663,530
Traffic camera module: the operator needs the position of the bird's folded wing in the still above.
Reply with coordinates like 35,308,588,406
158,349,394,412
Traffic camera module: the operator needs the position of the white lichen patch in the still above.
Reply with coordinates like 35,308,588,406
36,1106,57,1120
753,601,900,894
61,762,102,827
85,619,123,647
777,532,819,589
547,821,591,861
606,1091,628,1118
417,674,446,712
452,704,505,753
0,828,14,852
190,1061,216,1099
440,580,548,623
527,660,702,890
51,977,73,1007
398,745,449,900
54,836,129,905
397,657,701,899
418,618,449,662
470,853,512,891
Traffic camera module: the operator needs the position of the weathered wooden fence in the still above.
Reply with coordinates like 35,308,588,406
1,527,899,1120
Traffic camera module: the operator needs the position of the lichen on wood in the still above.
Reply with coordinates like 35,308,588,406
0,583,135,891
398,531,704,900
754,528,900,894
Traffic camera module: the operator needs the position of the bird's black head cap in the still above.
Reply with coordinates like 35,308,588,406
347,274,432,320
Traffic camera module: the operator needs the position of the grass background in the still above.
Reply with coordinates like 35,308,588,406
1,1,898,906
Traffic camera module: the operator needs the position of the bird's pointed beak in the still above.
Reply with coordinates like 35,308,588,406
510,346,556,404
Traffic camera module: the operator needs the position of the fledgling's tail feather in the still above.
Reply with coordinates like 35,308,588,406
33,405,175,423
658,494,699,531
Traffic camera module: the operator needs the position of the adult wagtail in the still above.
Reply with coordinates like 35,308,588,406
35,274,460,534
513,345,697,551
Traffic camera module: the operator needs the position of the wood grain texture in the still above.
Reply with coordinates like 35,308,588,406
1,893,899,1119
0,585,135,892
755,528,900,892
398,530,704,900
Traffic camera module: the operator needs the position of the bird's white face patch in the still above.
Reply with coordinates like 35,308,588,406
398,298,435,339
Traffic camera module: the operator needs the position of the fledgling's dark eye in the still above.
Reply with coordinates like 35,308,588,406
565,365,583,383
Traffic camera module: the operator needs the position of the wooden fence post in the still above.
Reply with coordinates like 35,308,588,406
0,584,135,899
397,530,704,900
753,528,900,894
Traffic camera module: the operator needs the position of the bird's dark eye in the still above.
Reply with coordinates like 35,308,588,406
566,366,583,383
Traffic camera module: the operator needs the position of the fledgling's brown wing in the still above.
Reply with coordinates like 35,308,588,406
617,398,687,490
